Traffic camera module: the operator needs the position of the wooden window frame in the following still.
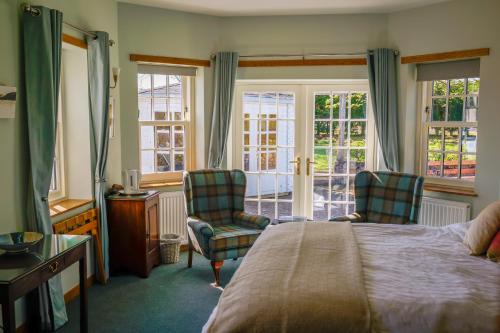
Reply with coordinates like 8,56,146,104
138,74,195,184
417,79,478,189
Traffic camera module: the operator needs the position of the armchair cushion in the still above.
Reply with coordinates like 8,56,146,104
233,211,270,230
187,217,214,255
209,224,262,251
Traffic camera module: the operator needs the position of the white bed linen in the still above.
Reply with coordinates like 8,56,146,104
353,222,499,333
204,222,500,333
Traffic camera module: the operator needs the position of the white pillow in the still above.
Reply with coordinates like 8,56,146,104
463,201,500,255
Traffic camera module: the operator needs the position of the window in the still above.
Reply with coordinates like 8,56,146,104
137,65,195,183
49,82,66,201
421,78,479,183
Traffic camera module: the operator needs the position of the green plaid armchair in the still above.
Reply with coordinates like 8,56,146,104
330,171,424,224
183,169,270,285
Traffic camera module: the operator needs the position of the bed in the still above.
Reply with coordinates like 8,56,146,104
203,222,500,333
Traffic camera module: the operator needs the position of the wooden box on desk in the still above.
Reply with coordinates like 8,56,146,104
106,191,160,278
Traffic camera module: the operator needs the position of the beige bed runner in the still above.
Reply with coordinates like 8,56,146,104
206,222,371,333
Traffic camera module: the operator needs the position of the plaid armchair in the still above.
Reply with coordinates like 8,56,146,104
183,169,270,285
330,171,424,224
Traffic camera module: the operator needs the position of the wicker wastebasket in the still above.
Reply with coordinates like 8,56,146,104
160,234,183,264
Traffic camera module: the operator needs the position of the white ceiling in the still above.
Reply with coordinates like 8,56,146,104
118,0,451,16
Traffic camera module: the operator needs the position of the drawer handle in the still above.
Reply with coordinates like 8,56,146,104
49,261,59,273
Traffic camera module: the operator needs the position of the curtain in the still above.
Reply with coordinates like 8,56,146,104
367,48,400,171
23,6,68,330
86,32,111,280
208,52,239,168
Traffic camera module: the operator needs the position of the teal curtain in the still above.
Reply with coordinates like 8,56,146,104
86,32,111,279
367,48,400,171
208,52,239,168
23,6,68,330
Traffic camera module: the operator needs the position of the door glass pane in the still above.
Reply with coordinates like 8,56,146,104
242,91,295,219
315,94,331,119
312,90,369,220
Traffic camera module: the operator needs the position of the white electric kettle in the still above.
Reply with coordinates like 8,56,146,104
122,169,141,194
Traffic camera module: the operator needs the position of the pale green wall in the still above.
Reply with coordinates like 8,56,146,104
388,0,500,215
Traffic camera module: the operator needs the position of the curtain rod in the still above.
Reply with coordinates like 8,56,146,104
22,4,115,46
211,50,400,59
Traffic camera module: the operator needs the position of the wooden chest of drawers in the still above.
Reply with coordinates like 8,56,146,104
106,191,160,278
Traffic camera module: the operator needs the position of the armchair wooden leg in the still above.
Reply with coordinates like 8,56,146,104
187,236,193,268
211,260,224,286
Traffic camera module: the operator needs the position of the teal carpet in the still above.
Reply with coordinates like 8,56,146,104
58,252,240,333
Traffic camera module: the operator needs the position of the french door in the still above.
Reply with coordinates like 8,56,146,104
232,82,375,221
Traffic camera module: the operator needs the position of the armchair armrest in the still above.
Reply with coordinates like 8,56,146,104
233,211,270,230
329,213,365,222
187,217,214,255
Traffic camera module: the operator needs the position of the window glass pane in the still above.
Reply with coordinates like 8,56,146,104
461,127,477,153
315,94,330,119
268,149,277,169
467,78,480,94
313,176,329,201
277,175,293,200
277,202,292,218
153,98,167,120
157,152,171,172
427,152,442,176
153,74,167,96
465,96,478,122
331,121,348,146
461,154,476,181
245,174,258,198
173,125,184,148
245,200,258,215
333,93,347,119
350,93,366,119
449,79,465,95
349,149,366,174
314,148,329,174
432,80,447,96
331,149,347,174
443,153,459,178
261,92,277,115
444,127,460,152
243,147,258,172
331,176,347,201
243,93,259,118
432,98,446,121
350,121,366,147
348,176,355,201
138,97,151,121
428,127,443,151
260,201,276,220
260,174,275,198
141,125,154,149
141,150,154,174
448,97,464,121
156,126,170,149
313,201,328,221
174,151,184,171
331,203,347,219
244,119,258,146
137,74,151,96
278,93,294,118
314,121,330,146
276,147,293,173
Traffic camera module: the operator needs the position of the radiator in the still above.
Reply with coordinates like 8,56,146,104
419,197,471,227
159,191,188,244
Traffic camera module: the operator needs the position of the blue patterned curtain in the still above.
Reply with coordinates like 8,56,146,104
367,48,400,171
23,6,68,330
208,52,239,168
86,32,111,279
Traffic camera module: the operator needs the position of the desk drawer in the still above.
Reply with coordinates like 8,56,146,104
40,257,66,281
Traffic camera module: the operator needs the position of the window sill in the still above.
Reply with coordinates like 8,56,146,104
423,183,477,197
139,181,183,189
49,198,94,218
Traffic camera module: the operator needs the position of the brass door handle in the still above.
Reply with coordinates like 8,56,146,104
306,158,316,176
289,157,301,175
